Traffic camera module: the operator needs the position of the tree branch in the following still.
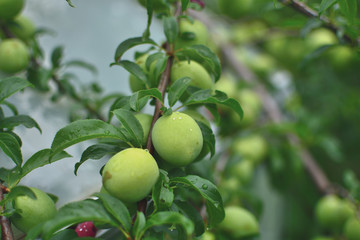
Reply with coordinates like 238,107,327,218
0,184,14,240
189,9,334,195
278,0,359,45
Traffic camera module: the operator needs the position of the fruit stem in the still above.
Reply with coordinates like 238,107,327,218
0,183,14,240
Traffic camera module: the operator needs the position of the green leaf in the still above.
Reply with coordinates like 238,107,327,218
145,52,164,71
197,121,215,157
113,109,144,148
168,77,192,107
170,175,225,228
49,229,78,240
0,115,41,133
163,16,178,44
1,101,18,115
0,77,32,103
205,104,220,124
111,60,148,88
338,0,357,23
74,144,120,175
0,167,21,188
143,0,153,39
108,96,132,121
66,0,75,7
175,45,221,82
300,44,334,68
152,170,174,212
94,193,132,232
41,199,119,240
0,132,22,167
51,46,63,69
50,119,126,156
130,88,163,111
181,0,190,12
27,67,52,92
21,149,71,178
173,201,205,237
25,222,45,240
133,212,146,240
149,56,168,88
319,0,337,15
137,211,194,239
114,37,157,62
0,185,36,206
64,60,98,75
185,90,243,119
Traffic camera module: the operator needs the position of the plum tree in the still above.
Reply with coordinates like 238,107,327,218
174,18,209,50
152,112,203,166
219,206,259,238
171,60,213,90
0,0,25,20
102,148,159,203
344,217,360,240
0,39,29,73
10,187,57,233
134,113,153,146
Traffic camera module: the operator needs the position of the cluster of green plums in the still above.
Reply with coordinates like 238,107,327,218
0,0,35,74
313,194,360,240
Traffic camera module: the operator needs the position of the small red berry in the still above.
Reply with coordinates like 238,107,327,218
75,221,97,237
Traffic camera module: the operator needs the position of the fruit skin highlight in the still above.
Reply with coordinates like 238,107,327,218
219,206,259,238
10,187,57,233
152,112,203,167
0,0,25,20
0,39,29,73
102,148,159,203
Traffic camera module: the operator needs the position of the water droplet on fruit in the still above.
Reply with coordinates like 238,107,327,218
190,128,193,131
202,184,208,190
179,117,182,119
172,118,176,120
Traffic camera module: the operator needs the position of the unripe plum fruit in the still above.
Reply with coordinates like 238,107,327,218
200,231,216,240
9,15,36,42
231,89,261,126
219,206,259,238
75,221,97,238
174,19,209,50
134,113,153,146
102,148,159,203
344,217,360,240
152,112,203,167
315,195,355,231
171,60,213,90
231,159,254,184
214,74,238,99
232,134,268,163
306,29,337,51
0,0,25,20
0,39,29,73
129,54,148,92
10,187,57,233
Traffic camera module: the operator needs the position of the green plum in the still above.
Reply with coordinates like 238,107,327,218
232,134,268,163
306,28,337,51
214,74,238,99
218,0,253,19
0,39,29,73
9,15,36,42
134,113,153,146
171,60,213,90
102,148,159,202
129,54,148,92
174,18,209,50
181,109,210,127
100,186,137,215
10,187,57,233
0,0,25,20
200,231,216,240
219,206,259,238
315,195,355,231
152,112,203,167
231,88,261,126
231,159,254,184
344,217,360,240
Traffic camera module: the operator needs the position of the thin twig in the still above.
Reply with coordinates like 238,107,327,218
0,183,14,240
189,9,334,195
279,0,359,45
